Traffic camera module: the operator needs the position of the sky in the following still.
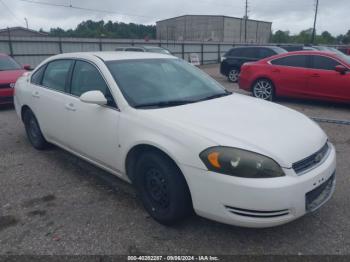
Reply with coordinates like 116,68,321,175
0,0,349,36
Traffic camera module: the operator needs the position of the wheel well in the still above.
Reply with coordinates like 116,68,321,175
21,105,31,122
125,145,181,183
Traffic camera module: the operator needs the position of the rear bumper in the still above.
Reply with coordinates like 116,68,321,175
181,143,336,228
0,88,14,104
238,74,252,91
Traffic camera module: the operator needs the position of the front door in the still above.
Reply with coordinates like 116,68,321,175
308,55,350,101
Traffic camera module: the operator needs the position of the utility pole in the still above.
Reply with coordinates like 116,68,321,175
244,0,249,43
311,0,319,44
24,18,28,29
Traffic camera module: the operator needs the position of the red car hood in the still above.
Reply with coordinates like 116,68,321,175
0,69,26,84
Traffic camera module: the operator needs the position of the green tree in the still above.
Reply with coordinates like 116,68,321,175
271,30,290,43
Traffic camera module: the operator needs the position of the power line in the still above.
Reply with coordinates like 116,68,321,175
311,0,319,44
17,0,155,19
0,0,26,26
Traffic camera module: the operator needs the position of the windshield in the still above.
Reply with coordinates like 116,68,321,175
0,56,22,71
106,58,229,108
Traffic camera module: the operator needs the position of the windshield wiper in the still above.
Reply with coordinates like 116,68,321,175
197,91,232,102
134,100,196,109
134,91,232,109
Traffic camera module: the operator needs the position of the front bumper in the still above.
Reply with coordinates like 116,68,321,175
0,88,14,105
181,143,336,228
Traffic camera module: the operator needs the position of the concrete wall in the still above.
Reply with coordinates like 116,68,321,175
157,16,224,42
157,15,272,43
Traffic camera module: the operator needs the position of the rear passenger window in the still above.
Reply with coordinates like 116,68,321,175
42,60,73,92
311,55,341,70
31,65,46,85
239,48,258,59
271,55,308,68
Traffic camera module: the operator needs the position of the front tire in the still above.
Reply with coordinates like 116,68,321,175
228,68,239,83
134,151,192,225
23,109,49,150
252,79,275,101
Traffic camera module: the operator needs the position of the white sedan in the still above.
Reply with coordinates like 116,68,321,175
14,52,336,228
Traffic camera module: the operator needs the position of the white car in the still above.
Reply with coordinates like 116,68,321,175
14,52,336,228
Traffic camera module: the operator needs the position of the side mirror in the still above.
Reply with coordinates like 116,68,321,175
335,65,348,74
23,64,31,70
80,90,107,106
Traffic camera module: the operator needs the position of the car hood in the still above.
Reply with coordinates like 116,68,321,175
0,69,26,84
141,94,327,168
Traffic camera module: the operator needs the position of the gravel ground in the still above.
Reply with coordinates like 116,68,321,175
0,64,349,255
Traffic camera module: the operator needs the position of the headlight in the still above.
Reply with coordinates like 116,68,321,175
199,147,285,178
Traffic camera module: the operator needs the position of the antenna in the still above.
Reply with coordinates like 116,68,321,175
24,17,28,29
311,0,319,44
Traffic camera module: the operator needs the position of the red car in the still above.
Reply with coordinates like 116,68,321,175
0,53,30,105
239,51,350,103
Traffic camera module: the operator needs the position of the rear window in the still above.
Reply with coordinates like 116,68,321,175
0,56,22,71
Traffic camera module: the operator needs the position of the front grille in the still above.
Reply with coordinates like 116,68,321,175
0,83,11,89
0,96,13,103
293,143,329,174
225,206,290,218
306,173,335,212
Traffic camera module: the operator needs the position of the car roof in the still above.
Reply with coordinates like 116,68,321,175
278,50,339,56
47,51,176,61
232,46,279,49
260,50,350,65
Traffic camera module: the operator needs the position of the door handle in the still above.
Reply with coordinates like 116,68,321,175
311,73,320,78
32,91,40,98
65,103,76,112
272,69,280,73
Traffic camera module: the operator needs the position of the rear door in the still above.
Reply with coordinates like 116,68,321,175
269,55,310,97
29,59,73,145
308,55,350,101
64,60,122,171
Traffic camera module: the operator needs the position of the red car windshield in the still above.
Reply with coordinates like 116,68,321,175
0,56,22,71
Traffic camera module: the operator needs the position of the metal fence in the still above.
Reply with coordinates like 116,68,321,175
0,35,241,67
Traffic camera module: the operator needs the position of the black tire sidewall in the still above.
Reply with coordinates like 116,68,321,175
23,110,48,150
228,69,239,82
134,151,192,225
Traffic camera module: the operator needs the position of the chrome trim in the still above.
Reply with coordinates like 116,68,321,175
293,142,331,176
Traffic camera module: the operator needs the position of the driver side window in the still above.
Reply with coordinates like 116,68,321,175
71,60,116,108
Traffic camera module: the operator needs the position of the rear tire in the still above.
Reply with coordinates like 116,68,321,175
23,109,49,150
227,68,239,83
134,151,192,225
252,79,275,101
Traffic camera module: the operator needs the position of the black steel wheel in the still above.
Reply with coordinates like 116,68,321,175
134,151,192,225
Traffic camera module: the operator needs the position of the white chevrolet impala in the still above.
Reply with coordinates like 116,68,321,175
14,52,336,228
